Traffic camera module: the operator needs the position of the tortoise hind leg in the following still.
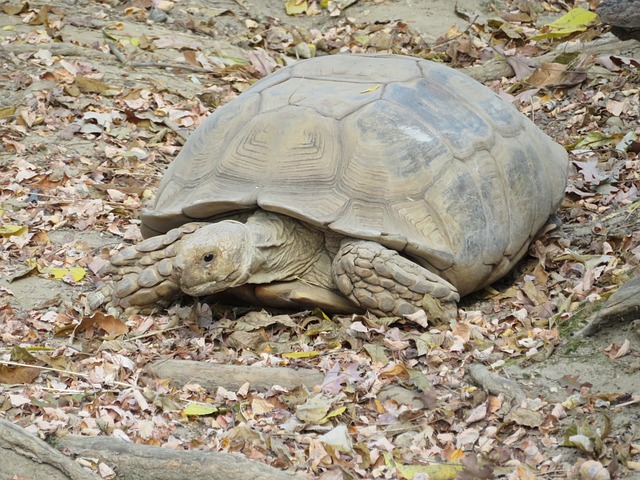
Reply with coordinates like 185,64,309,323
332,239,460,321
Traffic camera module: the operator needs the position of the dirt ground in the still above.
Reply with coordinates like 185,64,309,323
1,0,640,478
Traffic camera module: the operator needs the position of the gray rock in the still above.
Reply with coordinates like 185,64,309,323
596,0,640,29
149,7,168,23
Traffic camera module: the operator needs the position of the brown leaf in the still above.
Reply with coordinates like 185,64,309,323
603,339,630,359
75,76,111,94
452,321,471,342
245,48,278,77
0,365,40,384
380,363,409,380
28,5,50,25
72,312,129,337
508,406,544,427
498,11,532,22
183,50,200,68
527,62,569,87
505,54,535,80
2,2,29,15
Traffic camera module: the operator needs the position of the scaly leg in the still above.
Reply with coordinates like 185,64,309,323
332,239,459,321
88,223,206,315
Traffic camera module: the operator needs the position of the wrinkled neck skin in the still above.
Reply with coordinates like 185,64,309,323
173,211,330,296
244,211,329,285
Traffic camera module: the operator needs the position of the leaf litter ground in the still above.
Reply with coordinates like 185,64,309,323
0,0,639,478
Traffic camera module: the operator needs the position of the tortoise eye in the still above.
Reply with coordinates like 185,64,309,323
203,253,216,264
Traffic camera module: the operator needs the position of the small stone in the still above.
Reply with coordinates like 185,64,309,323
149,7,168,23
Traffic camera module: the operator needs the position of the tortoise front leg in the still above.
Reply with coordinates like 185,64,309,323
332,239,460,321
89,223,206,315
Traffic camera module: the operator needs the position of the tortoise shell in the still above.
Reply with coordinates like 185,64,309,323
141,54,568,296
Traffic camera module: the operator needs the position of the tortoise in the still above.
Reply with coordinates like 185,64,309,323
91,54,568,320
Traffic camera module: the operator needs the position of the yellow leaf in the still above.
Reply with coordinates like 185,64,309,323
282,350,320,359
532,8,598,40
320,406,346,423
285,0,307,15
361,85,380,93
0,106,16,119
130,36,140,46
42,266,86,282
25,259,87,282
183,402,219,416
0,224,27,237
450,448,465,461
383,452,463,480
311,308,331,322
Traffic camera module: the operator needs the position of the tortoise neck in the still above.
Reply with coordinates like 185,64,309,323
245,211,327,285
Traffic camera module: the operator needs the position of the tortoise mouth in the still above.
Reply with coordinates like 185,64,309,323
179,269,251,297
181,281,219,297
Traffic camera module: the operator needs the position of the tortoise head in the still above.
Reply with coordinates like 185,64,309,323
173,221,253,296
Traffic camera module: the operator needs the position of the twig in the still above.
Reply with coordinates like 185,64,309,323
107,41,127,65
616,396,640,408
231,0,249,10
129,61,220,73
128,324,184,341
